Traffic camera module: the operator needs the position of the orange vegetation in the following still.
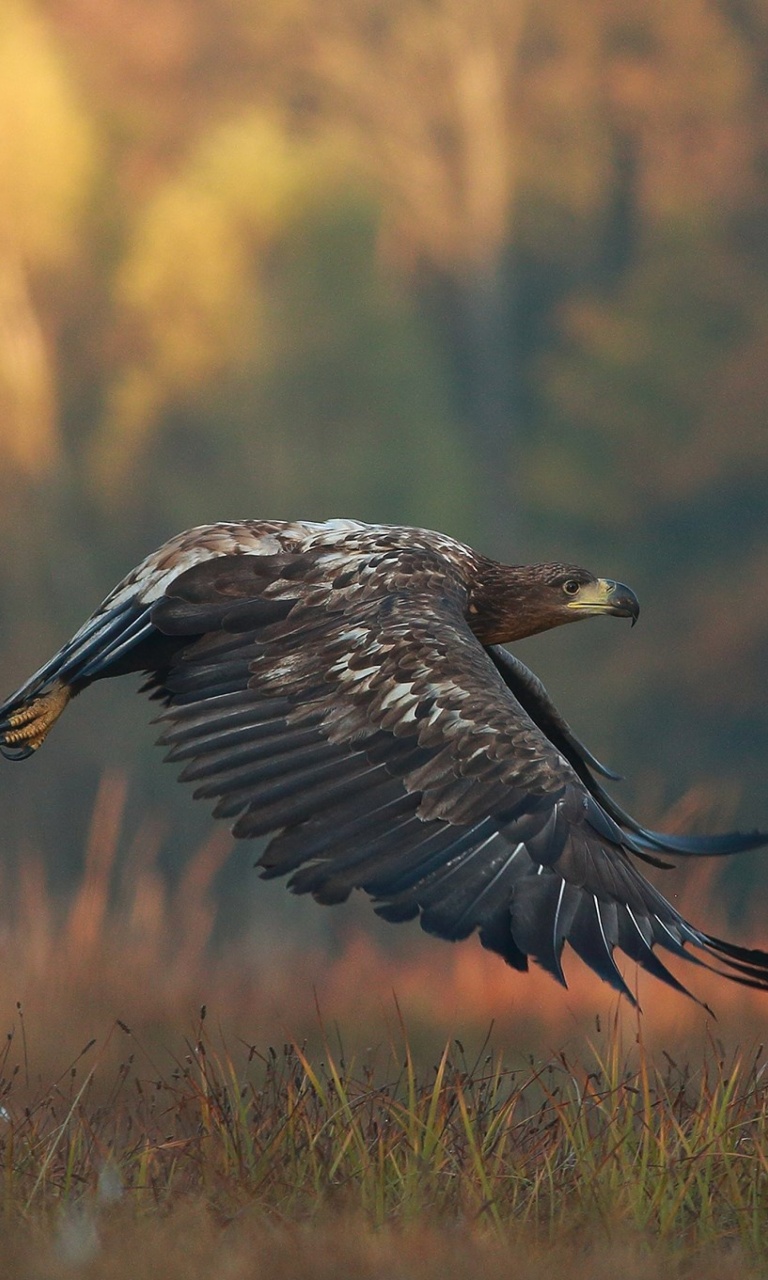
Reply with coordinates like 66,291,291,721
4,772,768,1074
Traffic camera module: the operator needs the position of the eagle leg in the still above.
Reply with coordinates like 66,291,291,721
2,681,72,751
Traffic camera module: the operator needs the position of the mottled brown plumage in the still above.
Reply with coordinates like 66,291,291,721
2,518,767,1007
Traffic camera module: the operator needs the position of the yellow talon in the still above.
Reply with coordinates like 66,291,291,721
4,681,72,750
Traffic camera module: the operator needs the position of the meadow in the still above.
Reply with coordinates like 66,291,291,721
3,775,768,1277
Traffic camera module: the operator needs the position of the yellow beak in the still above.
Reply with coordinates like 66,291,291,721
566,578,639,624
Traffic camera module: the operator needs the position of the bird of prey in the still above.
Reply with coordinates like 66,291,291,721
2,518,766,1005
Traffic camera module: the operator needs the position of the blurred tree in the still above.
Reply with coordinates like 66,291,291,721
87,110,470,536
516,0,768,828
89,114,350,489
272,0,527,550
1,0,767,910
0,0,95,480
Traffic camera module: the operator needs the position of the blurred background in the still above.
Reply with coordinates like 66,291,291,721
1,0,767,1033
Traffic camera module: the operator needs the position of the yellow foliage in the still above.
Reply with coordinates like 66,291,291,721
116,113,354,367
0,0,95,265
0,0,96,478
119,187,251,386
93,114,358,490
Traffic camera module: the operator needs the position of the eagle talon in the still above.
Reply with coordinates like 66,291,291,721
8,704,41,728
3,682,72,750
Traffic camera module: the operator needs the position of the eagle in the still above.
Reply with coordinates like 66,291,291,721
2,517,767,1006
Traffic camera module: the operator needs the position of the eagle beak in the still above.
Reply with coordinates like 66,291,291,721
567,579,640,626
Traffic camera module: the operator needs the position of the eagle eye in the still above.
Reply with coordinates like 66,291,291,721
562,579,582,596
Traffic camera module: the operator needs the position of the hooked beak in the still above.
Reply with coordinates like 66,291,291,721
566,578,640,626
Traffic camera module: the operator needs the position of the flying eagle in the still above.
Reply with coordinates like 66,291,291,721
2,518,767,1005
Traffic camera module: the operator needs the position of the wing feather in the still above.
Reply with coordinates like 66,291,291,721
489,646,767,858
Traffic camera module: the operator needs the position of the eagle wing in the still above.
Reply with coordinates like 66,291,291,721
488,647,767,861
139,545,768,1004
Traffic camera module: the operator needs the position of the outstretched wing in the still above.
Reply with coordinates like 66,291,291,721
488,647,768,861
143,547,768,1005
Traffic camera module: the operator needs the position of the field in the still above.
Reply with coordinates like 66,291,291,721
4,776,768,1277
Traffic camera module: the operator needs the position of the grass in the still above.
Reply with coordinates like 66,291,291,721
5,1010,768,1276
3,773,768,1275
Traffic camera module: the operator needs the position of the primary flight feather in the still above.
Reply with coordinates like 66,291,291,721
2,517,767,1006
